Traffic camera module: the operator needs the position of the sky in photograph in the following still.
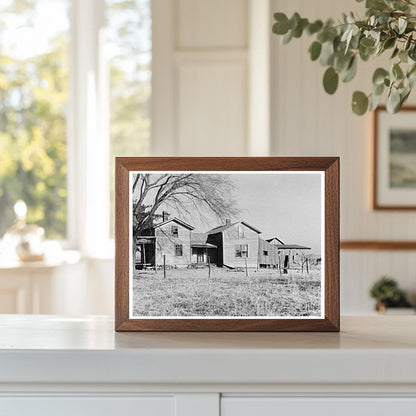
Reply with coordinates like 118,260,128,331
134,172,323,255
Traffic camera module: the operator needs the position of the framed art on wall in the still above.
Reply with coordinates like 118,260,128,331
115,157,339,331
374,106,416,210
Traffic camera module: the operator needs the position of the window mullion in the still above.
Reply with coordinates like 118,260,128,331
69,0,109,256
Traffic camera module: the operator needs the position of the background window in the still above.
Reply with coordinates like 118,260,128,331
106,0,151,237
171,225,178,237
175,244,183,257
0,0,70,239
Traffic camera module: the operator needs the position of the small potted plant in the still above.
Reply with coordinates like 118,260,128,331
370,276,413,313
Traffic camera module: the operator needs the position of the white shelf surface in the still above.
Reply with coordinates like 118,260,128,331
0,315,415,387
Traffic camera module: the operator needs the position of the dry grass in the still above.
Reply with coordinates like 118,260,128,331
132,267,321,317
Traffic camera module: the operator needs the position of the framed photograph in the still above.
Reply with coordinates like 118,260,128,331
374,106,416,209
115,157,339,332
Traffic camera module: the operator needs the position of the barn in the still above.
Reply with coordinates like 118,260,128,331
207,220,261,268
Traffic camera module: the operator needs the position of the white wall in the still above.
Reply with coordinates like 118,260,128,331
23,0,415,317
271,0,416,313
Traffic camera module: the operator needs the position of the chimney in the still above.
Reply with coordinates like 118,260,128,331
225,218,231,226
162,211,170,222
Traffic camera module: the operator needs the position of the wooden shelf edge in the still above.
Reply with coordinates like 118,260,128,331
341,241,416,250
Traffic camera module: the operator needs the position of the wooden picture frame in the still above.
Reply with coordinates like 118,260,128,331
373,106,416,210
115,157,339,332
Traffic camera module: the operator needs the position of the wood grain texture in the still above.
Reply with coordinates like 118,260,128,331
341,241,416,250
373,106,416,210
115,157,340,332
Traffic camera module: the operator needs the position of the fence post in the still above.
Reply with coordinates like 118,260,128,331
245,257,248,277
163,254,166,279
208,256,211,278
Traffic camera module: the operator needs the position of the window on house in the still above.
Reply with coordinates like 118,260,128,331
175,244,183,256
171,225,178,237
263,250,268,256
235,244,248,258
238,226,244,238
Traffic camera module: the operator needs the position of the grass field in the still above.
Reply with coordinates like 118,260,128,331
132,267,321,317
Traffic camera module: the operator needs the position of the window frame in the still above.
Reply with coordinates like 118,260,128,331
235,244,248,258
171,225,178,237
175,243,183,257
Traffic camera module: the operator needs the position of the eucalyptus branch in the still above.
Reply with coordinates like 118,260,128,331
272,0,416,114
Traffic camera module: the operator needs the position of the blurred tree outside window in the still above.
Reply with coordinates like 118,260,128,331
0,0,151,242
0,0,70,239
106,0,151,237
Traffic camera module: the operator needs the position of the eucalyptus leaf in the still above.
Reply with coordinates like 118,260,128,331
387,87,401,112
372,67,389,85
323,67,339,94
307,20,323,35
366,0,388,10
373,82,385,96
369,92,383,111
320,40,335,66
393,63,404,79
352,91,369,115
342,56,358,82
399,49,408,63
391,47,399,59
398,17,407,34
282,29,294,44
405,34,413,50
273,13,290,34
309,41,322,61
383,37,396,50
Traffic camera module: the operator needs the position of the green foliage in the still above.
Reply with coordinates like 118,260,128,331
272,0,416,115
0,10,69,238
107,0,151,237
323,67,339,94
369,276,412,307
0,0,151,239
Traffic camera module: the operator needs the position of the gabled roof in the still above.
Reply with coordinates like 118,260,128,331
191,233,217,248
191,233,209,244
274,244,311,250
154,217,195,231
207,220,261,235
266,237,286,245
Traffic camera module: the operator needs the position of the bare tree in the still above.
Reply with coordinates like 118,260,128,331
132,173,238,236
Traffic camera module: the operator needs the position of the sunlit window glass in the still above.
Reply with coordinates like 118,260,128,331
0,0,70,239
106,0,151,237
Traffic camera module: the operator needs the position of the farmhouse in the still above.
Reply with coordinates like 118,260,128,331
207,220,261,268
134,213,311,271
266,238,311,273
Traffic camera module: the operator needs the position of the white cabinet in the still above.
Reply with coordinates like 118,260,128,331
0,316,416,416
1,397,175,416
222,398,416,416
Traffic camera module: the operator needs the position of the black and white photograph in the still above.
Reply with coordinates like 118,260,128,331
129,171,324,319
